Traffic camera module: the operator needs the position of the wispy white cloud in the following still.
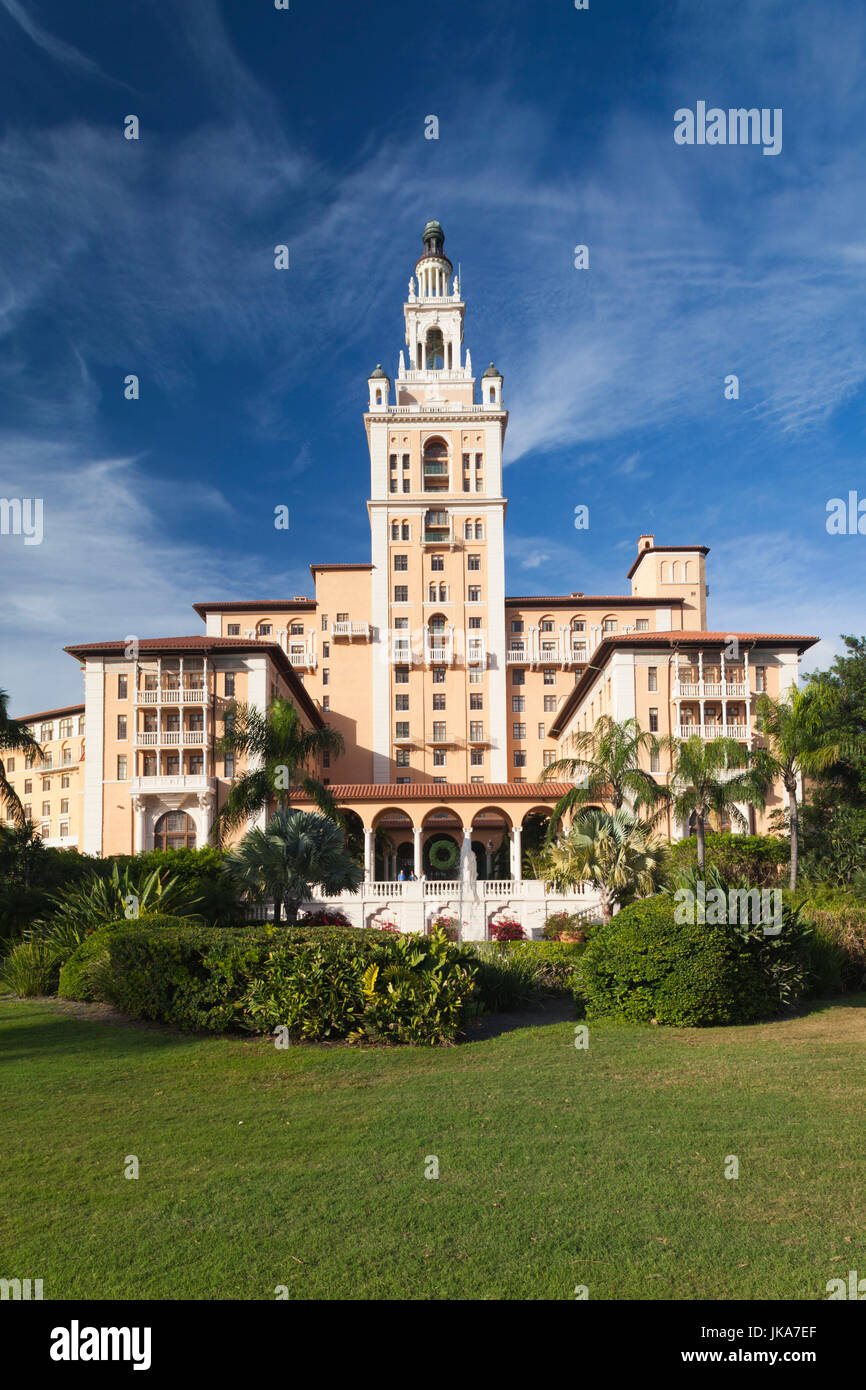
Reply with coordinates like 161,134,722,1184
0,0,104,76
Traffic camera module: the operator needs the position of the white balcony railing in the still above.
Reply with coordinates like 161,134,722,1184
332,621,370,639
424,641,453,666
287,646,316,669
130,774,213,795
506,648,528,664
676,724,750,741
135,730,206,747
135,687,208,705
674,681,747,699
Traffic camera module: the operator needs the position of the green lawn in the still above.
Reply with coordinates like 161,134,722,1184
2,995,865,1300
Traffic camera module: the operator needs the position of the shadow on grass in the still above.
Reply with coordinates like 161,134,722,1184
461,996,576,1043
0,997,202,1062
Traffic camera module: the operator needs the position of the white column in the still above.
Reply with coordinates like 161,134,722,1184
413,826,423,878
511,825,523,881
462,825,472,871
132,796,145,853
363,827,373,881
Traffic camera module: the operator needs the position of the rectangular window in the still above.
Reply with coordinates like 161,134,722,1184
636,619,649,631
395,721,410,739
394,554,408,571
42,800,50,817
432,721,446,741
650,752,660,773
514,751,527,768
322,751,330,769
538,723,545,739
389,478,397,492
467,585,481,602
572,621,586,633
391,521,399,538
649,707,659,732
61,774,69,788
470,693,483,710
224,672,235,697
468,667,483,684
117,715,127,740
470,721,484,740
395,666,409,684
396,777,410,785
433,750,446,767
432,667,446,684
224,754,235,777
543,750,556,768
512,669,525,686
402,477,410,492
402,454,410,470
42,777,51,791
322,697,329,712
603,619,618,633
512,696,525,713
470,750,484,766
433,693,445,710
471,776,484,783
756,667,766,692
116,756,127,780
40,724,54,742
648,667,658,692
513,723,526,739
322,670,329,686
511,619,524,633
389,454,397,470
396,748,410,767
543,669,556,685
468,554,481,571
59,822,69,838
322,614,329,631
117,674,128,699
24,779,31,794
430,554,444,571
543,696,556,713
6,758,13,773
393,585,408,603
322,642,330,658
259,624,272,636
402,523,410,540
395,694,409,712
541,620,554,633
227,623,240,635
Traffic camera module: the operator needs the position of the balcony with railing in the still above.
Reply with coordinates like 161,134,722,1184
423,635,454,666
673,679,748,699
332,620,370,639
135,685,208,705
287,643,317,669
676,724,750,741
427,728,462,746
135,726,207,748
131,772,213,796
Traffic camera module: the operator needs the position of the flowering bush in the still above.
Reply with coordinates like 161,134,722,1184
428,914,459,941
301,909,353,928
489,917,525,942
542,911,587,943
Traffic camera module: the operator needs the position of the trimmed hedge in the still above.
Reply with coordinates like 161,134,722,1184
575,895,812,1027
64,923,478,1045
470,940,586,1011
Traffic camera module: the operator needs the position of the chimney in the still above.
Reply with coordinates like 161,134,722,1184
638,534,654,552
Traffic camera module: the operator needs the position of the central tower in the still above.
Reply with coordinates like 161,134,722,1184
365,222,509,784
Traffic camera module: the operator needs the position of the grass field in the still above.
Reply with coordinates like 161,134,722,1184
2,994,865,1301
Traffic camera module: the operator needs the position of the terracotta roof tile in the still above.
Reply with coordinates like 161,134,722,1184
12,703,84,724
296,782,571,801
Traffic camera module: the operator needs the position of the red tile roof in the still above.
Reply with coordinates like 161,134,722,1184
295,782,571,801
627,544,710,579
13,703,84,724
505,595,684,607
63,637,323,727
192,600,316,616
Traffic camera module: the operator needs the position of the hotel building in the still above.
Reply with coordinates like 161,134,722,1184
7,222,817,880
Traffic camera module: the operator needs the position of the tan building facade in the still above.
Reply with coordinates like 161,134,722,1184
8,222,817,864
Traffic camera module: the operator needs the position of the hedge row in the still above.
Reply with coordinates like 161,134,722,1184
59,921,479,1045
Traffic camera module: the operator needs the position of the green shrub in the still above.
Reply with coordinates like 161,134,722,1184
470,940,586,1010
108,847,245,927
575,895,812,1027
0,939,59,997
87,923,478,1045
58,926,115,1001
795,891,866,992
664,833,788,889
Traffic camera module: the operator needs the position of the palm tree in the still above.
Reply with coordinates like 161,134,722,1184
213,696,344,847
662,735,768,873
754,686,858,891
0,689,42,829
541,715,668,839
536,807,664,923
227,808,362,925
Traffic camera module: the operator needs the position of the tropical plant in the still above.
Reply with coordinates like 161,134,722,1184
0,938,58,997
754,686,859,891
29,861,202,963
0,690,42,830
227,808,362,926
661,735,769,873
536,807,664,923
541,715,668,839
213,696,344,846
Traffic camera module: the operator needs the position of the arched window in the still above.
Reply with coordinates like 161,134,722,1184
428,612,447,635
425,328,445,370
153,811,196,851
423,437,449,491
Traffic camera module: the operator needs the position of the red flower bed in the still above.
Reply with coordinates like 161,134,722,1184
489,918,525,942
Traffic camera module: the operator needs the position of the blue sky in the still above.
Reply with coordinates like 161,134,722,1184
1,0,864,713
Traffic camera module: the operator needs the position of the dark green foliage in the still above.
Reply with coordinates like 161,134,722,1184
664,832,788,888
575,895,813,1027
108,848,245,926
796,889,866,992
469,939,586,1011
55,915,195,1000
81,923,478,1045
0,830,99,941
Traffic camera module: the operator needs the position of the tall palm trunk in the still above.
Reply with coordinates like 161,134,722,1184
786,774,799,892
600,885,615,923
695,814,706,872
